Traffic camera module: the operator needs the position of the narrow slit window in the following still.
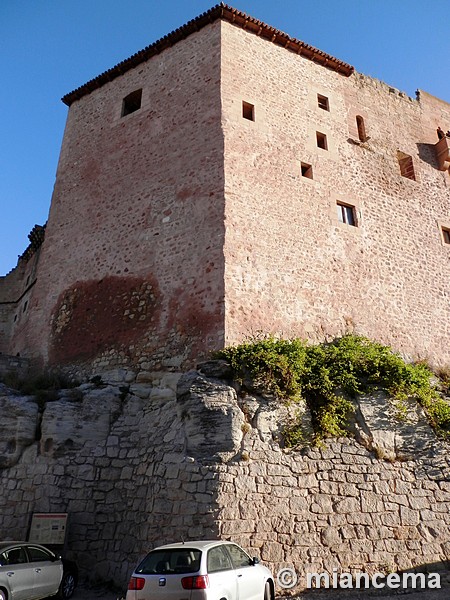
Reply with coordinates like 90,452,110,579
397,151,416,180
242,101,254,121
356,115,368,142
23,300,28,313
301,162,313,179
442,227,450,245
316,132,328,150
337,202,356,227
317,94,329,111
121,89,142,117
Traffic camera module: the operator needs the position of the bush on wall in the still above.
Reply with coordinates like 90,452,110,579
215,334,450,445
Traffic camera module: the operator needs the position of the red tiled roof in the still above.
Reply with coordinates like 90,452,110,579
62,3,354,106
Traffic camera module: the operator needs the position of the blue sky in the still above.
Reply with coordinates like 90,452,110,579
1,0,449,275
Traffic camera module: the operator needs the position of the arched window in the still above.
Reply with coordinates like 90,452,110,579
356,115,367,142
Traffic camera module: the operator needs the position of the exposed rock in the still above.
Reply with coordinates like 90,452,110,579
0,390,39,468
177,370,244,460
40,385,124,455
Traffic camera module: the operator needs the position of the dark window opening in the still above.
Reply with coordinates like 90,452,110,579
442,228,450,245
356,115,368,142
242,101,254,121
301,162,313,179
337,202,356,226
121,89,142,117
14,315,18,322
397,151,416,180
318,94,329,111
316,132,328,150
23,301,28,313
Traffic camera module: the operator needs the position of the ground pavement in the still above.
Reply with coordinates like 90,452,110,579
71,583,449,600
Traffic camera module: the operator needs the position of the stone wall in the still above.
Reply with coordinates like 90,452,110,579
8,20,226,371
0,366,448,593
221,20,450,367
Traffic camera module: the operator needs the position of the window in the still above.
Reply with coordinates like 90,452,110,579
301,162,313,179
442,227,450,245
242,101,254,121
317,94,329,111
316,132,328,150
121,89,142,117
136,549,201,575
207,546,233,573
226,544,252,569
356,116,368,142
28,546,54,562
4,547,28,565
23,301,28,313
397,151,416,180
337,202,356,226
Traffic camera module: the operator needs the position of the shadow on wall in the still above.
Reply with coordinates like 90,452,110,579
417,142,440,169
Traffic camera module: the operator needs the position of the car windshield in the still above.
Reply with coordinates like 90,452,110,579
136,549,201,575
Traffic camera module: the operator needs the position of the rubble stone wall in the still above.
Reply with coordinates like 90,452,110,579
0,368,448,592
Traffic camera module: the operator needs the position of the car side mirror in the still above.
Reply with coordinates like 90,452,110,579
251,557,260,566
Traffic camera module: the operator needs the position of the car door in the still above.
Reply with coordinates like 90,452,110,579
206,545,238,600
26,545,63,598
1,546,35,600
225,545,264,600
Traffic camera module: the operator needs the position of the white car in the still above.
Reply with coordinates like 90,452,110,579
126,541,274,600
0,541,63,600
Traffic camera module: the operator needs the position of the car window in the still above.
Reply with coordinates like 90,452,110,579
207,546,233,573
136,549,201,575
4,547,28,565
27,546,54,562
226,544,252,569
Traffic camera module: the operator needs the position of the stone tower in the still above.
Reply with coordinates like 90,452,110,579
2,3,450,374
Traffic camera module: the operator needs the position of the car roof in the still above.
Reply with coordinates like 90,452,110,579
153,540,236,552
0,542,52,550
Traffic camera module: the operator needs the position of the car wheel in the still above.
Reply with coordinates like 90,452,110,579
58,571,76,599
264,581,272,600
0,589,7,600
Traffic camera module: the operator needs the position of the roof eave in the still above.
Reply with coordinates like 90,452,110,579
61,3,354,106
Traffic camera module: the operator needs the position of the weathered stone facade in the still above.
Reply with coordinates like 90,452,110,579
1,5,449,373
0,367,448,591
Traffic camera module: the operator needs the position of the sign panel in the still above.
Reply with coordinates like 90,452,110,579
28,513,68,545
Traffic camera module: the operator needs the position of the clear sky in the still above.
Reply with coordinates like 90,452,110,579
1,0,449,275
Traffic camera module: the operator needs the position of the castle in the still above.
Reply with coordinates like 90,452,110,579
1,3,450,375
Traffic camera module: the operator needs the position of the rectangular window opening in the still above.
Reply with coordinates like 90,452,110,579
442,227,450,245
316,132,328,150
337,202,357,227
317,94,329,111
242,101,254,121
301,162,313,179
397,151,416,181
121,89,142,117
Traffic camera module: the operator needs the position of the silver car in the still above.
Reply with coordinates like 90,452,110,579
0,541,63,600
126,541,274,600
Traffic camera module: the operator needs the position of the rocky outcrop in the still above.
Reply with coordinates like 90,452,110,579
0,365,448,591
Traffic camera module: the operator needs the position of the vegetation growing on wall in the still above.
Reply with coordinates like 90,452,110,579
215,335,450,445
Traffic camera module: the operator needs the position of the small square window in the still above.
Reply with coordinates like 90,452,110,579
317,94,329,111
242,101,254,121
121,89,142,117
301,162,313,179
337,202,356,227
442,228,450,245
316,132,328,150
